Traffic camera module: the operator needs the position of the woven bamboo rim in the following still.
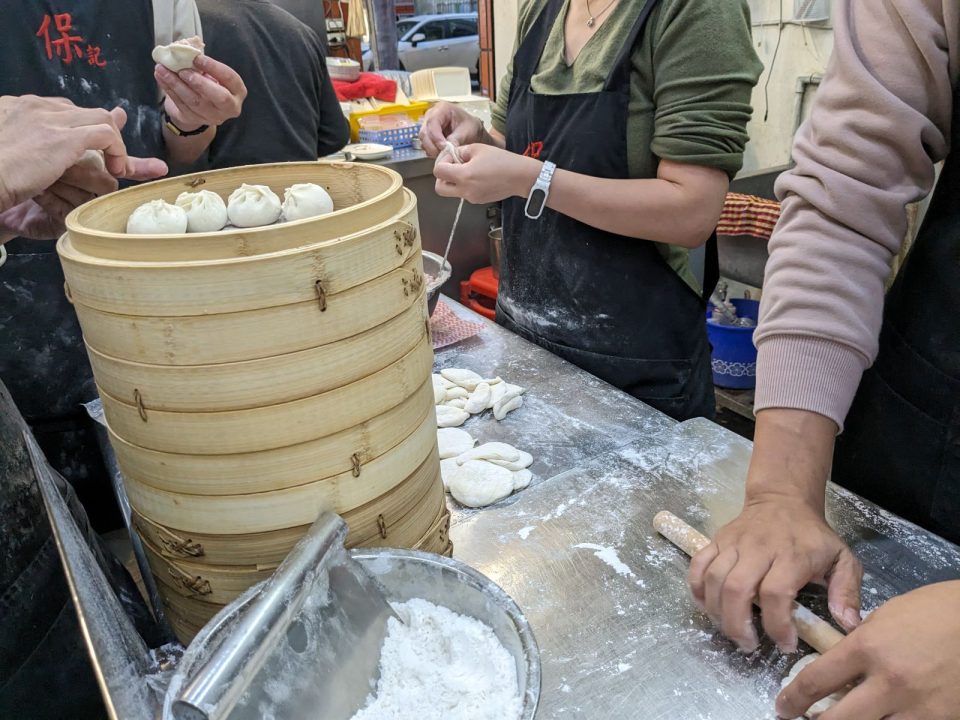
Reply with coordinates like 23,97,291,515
130,446,442,566
112,380,433,495
101,334,434,455
72,257,425,365
59,190,419,317
124,416,438,534
87,298,427,413
65,161,406,262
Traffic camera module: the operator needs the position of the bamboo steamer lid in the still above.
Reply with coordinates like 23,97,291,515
100,335,434,455
59,189,421,317
64,161,406,262
123,414,440,534
130,446,446,566
111,379,434,496
73,256,425,365
87,298,428,413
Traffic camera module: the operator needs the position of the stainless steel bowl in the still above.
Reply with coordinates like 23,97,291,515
165,549,541,720
422,250,452,317
489,226,502,278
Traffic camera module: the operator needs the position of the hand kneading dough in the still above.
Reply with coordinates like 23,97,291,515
464,383,492,414
456,442,521,465
176,190,228,232
282,183,334,221
126,200,188,234
436,405,469,428
152,36,204,72
781,654,846,718
448,461,514,508
512,469,533,491
227,184,282,227
437,428,475,459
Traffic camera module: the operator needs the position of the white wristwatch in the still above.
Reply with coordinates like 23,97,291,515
524,160,556,220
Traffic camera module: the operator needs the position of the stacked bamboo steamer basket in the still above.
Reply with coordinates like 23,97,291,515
59,162,449,642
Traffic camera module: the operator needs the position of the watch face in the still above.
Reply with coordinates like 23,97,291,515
525,188,547,219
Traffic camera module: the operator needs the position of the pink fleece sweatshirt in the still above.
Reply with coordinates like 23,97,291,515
754,0,960,429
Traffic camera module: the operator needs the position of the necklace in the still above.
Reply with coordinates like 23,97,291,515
584,0,618,27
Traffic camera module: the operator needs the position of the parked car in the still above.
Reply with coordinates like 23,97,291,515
362,14,479,76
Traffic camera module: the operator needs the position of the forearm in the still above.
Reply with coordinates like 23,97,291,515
162,124,215,168
544,164,725,247
746,408,837,510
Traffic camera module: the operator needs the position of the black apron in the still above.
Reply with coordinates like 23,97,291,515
0,0,162,529
832,80,960,544
497,0,715,421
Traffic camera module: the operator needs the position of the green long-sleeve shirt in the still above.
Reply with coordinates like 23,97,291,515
492,0,763,291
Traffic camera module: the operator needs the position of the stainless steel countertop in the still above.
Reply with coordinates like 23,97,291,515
436,297,960,719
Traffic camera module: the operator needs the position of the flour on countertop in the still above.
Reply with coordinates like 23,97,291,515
573,543,635,578
350,598,522,720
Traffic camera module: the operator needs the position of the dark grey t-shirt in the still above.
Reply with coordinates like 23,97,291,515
195,0,350,169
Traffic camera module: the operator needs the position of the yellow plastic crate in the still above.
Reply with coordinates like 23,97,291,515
348,101,431,142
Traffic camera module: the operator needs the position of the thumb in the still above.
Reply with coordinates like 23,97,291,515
826,550,863,632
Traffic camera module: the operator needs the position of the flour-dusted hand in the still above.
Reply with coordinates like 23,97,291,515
776,581,960,720
156,54,247,131
420,101,489,157
434,144,541,205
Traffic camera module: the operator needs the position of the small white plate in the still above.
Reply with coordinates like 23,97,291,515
343,143,394,161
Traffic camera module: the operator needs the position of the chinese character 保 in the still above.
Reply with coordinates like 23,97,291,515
36,13,105,67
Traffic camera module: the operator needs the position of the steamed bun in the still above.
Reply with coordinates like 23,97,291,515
176,190,228,232
126,200,188,234
227,184,282,228
282,183,334,222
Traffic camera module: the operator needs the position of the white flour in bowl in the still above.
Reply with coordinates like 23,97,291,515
350,598,522,720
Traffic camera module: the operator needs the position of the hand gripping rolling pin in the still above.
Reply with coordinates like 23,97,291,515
653,511,845,653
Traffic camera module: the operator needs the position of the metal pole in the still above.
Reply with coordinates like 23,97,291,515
365,0,382,71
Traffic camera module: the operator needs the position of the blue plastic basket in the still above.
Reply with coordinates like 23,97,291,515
358,123,422,149
706,299,760,389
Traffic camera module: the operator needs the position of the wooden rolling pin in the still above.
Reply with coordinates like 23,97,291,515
653,511,845,654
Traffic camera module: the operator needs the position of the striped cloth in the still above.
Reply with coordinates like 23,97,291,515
716,193,781,241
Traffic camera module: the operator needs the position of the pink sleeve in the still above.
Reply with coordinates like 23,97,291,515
753,0,959,429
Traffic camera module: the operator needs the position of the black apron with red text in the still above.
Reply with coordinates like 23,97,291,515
0,0,161,528
497,0,715,421
832,79,960,544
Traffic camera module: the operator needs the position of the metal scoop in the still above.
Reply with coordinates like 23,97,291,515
171,512,399,720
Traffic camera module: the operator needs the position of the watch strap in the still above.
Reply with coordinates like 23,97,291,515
524,160,556,220
163,109,209,137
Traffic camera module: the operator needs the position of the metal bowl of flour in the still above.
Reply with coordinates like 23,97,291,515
164,549,541,720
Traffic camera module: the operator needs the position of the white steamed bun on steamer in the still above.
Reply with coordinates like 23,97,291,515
126,199,188,234
281,183,334,222
227,183,282,227
176,190,228,232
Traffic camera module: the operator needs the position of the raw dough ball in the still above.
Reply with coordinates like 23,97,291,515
445,386,469,401
126,200,188,234
448,461,515,508
152,36,204,72
457,442,521,465
512,469,532,491
227,184,282,227
437,428,475,460
440,368,484,391
176,190,228,232
781,654,846,718
440,457,459,490
493,391,523,421
432,376,447,405
282,183,334,221
436,405,469,428
489,450,533,472
464,382,492,414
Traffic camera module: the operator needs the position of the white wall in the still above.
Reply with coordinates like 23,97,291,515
742,0,834,172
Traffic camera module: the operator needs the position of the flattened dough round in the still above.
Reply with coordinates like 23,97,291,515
440,457,460,490
456,442,521,465
512,469,532,491
489,450,534,472
436,405,469,428
448,460,515,508
437,427,475,460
